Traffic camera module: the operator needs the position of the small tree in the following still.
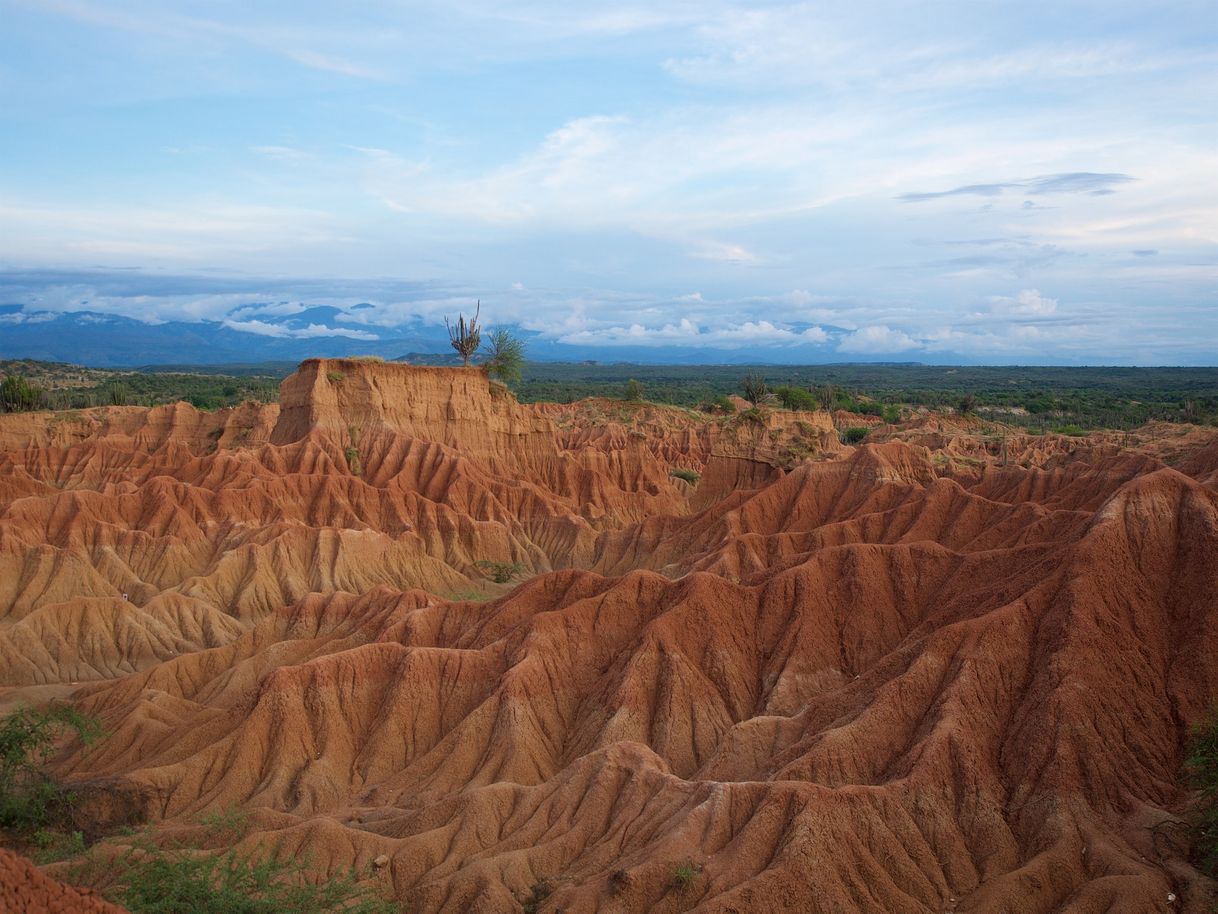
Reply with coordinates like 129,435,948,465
741,372,769,405
624,379,643,401
481,328,525,384
446,301,482,367
959,394,977,415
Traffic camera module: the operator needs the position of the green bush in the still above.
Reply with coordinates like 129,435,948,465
774,386,818,411
840,426,869,445
112,843,395,914
623,379,644,401
32,827,86,864
475,560,525,584
481,329,526,385
0,704,103,830
670,468,699,485
737,406,765,426
326,371,344,383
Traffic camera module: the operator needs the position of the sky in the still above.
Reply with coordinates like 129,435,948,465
0,0,1215,364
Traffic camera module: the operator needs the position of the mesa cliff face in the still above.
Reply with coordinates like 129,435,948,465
2,361,1217,913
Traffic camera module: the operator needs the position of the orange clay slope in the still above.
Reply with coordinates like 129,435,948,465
1,358,1216,913
0,848,128,914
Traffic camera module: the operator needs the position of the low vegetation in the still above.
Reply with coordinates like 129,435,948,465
110,840,395,914
670,467,700,484
0,704,103,831
672,859,701,890
475,560,526,584
1186,708,1218,875
840,426,869,444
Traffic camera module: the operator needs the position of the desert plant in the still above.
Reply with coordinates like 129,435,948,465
840,426,869,444
326,371,344,383
816,384,837,410
670,468,699,485
344,446,362,476
475,560,525,584
623,379,644,401
740,373,769,405
446,301,482,367
0,704,103,830
672,859,701,890
481,328,525,384
958,393,977,414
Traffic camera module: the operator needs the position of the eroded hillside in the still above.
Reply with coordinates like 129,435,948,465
2,359,1217,913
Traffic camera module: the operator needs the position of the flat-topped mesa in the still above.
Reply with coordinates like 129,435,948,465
270,358,555,460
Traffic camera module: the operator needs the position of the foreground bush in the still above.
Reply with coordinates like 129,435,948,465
113,845,396,914
1187,708,1218,875
0,704,102,830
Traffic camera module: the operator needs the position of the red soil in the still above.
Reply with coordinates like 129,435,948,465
0,848,128,913
0,359,1215,912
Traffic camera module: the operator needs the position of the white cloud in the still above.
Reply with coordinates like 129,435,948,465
558,317,831,349
221,319,378,340
986,288,1058,316
837,325,921,354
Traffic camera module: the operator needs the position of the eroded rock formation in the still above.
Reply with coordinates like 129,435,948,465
1,359,1216,913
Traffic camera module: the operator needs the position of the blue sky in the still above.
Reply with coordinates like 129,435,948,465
0,0,1215,363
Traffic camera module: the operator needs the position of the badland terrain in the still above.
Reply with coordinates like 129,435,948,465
2,358,1217,913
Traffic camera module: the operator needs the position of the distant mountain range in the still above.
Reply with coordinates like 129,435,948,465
0,302,894,368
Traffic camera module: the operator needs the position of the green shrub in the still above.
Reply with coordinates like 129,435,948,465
774,386,818,411
840,426,869,445
343,446,362,476
0,704,103,830
475,560,525,584
670,468,699,485
623,379,644,401
737,406,765,426
672,859,701,890
481,329,526,385
326,371,344,383
112,842,395,914
881,404,901,424
32,828,85,864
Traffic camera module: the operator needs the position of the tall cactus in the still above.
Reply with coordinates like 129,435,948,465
445,301,482,367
